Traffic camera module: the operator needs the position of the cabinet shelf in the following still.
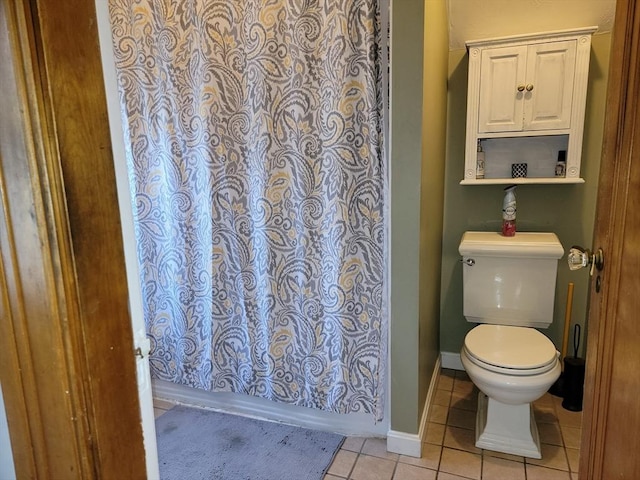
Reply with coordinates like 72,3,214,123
460,177,585,186
476,129,571,139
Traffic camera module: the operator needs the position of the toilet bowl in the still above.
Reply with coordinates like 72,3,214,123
460,324,561,458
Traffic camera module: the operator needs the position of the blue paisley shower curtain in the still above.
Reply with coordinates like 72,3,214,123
109,0,386,419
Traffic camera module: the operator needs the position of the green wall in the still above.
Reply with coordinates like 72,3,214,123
419,0,448,413
439,33,612,357
390,0,448,434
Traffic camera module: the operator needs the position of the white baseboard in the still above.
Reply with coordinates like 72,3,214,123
152,379,388,437
386,429,422,458
441,351,464,371
386,355,442,458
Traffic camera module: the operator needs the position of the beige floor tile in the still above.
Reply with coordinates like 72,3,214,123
556,407,582,428
436,473,472,480
362,438,399,461
153,408,167,419
434,389,452,407
566,448,580,473
454,370,470,382
526,464,572,480
439,447,481,480
483,449,525,463
533,404,559,424
443,425,481,454
482,456,526,480
446,408,475,430
429,404,449,424
350,454,396,480
392,462,436,480
452,379,474,396
424,422,446,446
398,443,441,471
551,394,564,409
526,443,569,471
449,391,477,412
561,425,581,449
538,422,563,446
342,436,366,453
324,475,345,480
327,449,358,478
437,373,455,392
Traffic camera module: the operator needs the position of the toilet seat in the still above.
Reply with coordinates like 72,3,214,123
464,324,558,376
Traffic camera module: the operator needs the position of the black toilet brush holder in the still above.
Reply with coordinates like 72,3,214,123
561,356,585,412
561,324,585,412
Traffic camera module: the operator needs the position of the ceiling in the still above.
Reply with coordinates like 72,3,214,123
447,0,617,50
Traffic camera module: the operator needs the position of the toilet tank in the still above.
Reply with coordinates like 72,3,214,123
459,232,564,328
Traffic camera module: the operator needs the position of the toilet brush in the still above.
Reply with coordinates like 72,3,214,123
548,282,574,397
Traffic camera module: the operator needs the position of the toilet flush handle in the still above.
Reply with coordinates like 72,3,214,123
460,258,475,267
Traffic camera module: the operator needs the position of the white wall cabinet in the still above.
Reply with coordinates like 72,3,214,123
463,28,596,185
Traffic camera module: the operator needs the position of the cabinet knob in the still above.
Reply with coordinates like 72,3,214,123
526,84,534,91
517,84,525,92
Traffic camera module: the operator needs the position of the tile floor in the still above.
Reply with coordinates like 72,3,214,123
153,368,582,480
323,369,581,480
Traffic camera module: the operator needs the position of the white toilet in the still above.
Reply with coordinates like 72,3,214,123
458,231,564,459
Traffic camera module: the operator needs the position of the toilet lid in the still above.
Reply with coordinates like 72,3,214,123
464,324,558,371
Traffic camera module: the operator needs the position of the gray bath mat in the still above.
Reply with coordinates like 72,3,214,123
156,405,345,480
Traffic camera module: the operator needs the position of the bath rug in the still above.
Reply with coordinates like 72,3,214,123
156,405,345,480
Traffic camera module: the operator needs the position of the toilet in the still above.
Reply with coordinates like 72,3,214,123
458,231,564,459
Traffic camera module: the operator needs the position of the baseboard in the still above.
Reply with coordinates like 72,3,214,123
386,355,442,458
386,429,422,458
152,379,388,437
441,351,464,371
418,354,441,441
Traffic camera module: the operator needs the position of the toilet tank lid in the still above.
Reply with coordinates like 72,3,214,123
459,232,564,258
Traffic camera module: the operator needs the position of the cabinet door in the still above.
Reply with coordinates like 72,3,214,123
478,45,527,133
523,40,576,130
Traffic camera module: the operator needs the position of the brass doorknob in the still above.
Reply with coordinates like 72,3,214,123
517,84,525,92
526,84,534,91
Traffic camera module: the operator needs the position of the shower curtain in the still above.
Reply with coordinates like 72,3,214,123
109,0,386,419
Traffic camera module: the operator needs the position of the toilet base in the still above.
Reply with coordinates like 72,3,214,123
475,392,542,459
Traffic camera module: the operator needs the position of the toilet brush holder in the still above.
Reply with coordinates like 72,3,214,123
561,356,585,411
562,323,585,411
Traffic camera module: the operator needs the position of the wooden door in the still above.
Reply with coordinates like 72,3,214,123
0,0,146,478
580,0,640,478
